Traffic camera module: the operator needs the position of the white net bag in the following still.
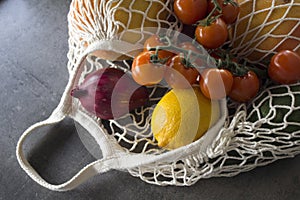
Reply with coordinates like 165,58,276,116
16,0,300,191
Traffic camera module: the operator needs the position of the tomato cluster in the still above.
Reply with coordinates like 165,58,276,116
131,35,263,103
199,65,260,103
130,0,300,104
174,0,239,49
132,35,200,89
138,0,300,104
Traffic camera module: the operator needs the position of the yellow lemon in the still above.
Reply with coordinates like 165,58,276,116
151,87,220,149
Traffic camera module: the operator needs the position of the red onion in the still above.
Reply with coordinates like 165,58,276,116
71,68,149,119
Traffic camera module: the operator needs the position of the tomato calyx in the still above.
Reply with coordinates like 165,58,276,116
149,53,169,65
148,35,207,69
223,0,238,8
215,56,247,76
210,49,268,78
180,57,194,69
196,0,239,27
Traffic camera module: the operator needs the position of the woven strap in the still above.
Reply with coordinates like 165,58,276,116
15,109,100,192
15,95,160,191
15,41,154,191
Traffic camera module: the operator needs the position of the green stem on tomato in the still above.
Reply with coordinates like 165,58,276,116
148,35,268,80
150,53,169,64
197,0,239,26
214,54,268,79
197,0,222,26
148,35,208,65
224,0,238,7
244,65,268,79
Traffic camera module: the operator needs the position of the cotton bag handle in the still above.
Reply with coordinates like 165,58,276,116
15,111,158,191
15,40,160,191
15,108,157,191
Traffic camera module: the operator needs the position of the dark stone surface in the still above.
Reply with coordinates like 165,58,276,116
1,0,300,199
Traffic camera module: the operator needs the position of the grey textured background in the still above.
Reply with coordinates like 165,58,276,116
1,0,300,199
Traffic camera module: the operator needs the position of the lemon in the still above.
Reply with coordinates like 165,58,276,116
151,87,220,149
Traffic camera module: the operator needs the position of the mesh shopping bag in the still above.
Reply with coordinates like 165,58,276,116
16,0,300,191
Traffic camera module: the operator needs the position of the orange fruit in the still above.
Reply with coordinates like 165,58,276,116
68,0,173,60
230,0,300,63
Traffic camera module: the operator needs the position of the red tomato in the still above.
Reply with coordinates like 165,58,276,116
199,68,233,100
178,42,204,67
143,35,175,59
178,41,200,52
268,50,300,84
131,51,166,86
174,0,208,25
195,18,228,49
209,51,221,60
207,0,240,24
229,71,260,103
164,54,200,89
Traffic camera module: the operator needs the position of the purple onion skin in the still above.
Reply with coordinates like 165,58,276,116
71,68,149,120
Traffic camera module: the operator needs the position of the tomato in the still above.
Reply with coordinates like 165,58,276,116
164,54,200,89
131,51,166,86
178,42,204,67
174,0,208,25
195,18,228,49
229,71,260,103
143,35,175,59
207,0,240,24
199,68,233,100
268,50,300,84
209,51,221,60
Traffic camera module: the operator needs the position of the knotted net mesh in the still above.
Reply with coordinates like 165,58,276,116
67,0,181,72
67,0,300,186
229,0,300,66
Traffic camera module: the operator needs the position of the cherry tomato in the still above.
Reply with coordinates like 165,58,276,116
209,51,221,60
178,41,201,52
195,18,228,49
178,42,204,67
164,54,200,89
268,50,300,84
199,68,233,100
174,0,208,25
131,51,166,86
229,71,260,103
207,0,240,24
143,35,175,59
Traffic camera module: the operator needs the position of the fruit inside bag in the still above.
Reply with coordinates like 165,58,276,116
71,29,227,153
67,0,300,185
72,52,300,186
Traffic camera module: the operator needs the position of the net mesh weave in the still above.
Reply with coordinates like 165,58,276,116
228,0,300,65
67,0,300,186
67,0,181,72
